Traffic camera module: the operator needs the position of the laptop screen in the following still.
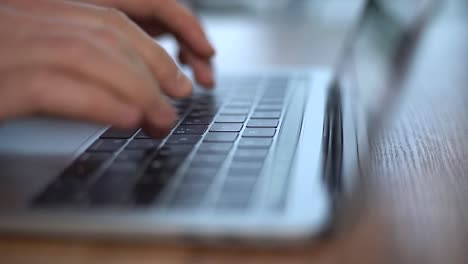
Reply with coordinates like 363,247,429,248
328,0,440,196
336,0,439,132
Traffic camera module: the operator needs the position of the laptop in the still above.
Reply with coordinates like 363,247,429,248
0,0,437,243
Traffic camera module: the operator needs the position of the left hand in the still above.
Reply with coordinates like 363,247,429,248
75,0,216,88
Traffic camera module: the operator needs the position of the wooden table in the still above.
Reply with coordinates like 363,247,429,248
2,1,468,263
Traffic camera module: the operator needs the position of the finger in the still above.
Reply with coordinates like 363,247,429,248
0,69,141,129
179,47,215,88
0,30,176,131
146,0,215,58
133,18,168,37
11,0,194,99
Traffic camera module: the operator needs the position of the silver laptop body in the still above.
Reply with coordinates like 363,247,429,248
0,0,437,243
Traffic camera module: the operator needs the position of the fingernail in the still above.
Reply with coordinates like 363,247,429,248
175,70,193,96
206,42,216,56
204,64,215,88
208,46,216,56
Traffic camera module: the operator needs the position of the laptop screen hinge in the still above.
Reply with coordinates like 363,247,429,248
322,85,344,195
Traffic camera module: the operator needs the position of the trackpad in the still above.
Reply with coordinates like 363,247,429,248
0,118,103,209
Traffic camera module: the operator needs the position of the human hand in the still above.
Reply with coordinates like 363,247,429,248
0,0,202,137
74,0,216,87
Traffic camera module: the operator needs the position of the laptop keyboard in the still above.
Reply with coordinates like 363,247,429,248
34,76,291,210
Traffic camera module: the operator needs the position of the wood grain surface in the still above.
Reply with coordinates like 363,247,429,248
1,1,467,264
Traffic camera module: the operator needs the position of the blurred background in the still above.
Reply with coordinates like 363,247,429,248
161,0,364,69
160,0,466,72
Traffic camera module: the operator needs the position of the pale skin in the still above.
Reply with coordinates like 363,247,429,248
0,0,215,138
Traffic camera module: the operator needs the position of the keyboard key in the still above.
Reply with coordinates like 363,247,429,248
204,132,238,142
262,94,285,100
166,134,201,145
198,143,233,154
182,117,213,125
215,115,247,123
251,111,281,119
242,128,276,137
223,177,258,193
230,92,257,99
89,162,140,205
115,150,149,162
88,139,126,152
138,168,173,188
174,125,208,134
217,192,251,210
146,159,165,172
142,172,173,188
126,139,162,150
169,184,210,208
221,107,250,115
182,168,218,184
228,161,264,177
148,155,186,172
134,168,174,205
230,99,254,105
135,170,174,204
246,119,279,128
135,130,151,139
259,98,284,104
174,182,211,195
209,123,243,132
191,103,218,111
100,128,138,139
219,178,257,209
225,102,252,108
227,168,263,179
193,97,219,106
174,106,190,114
232,76,263,85
158,145,194,156
58,170,92,187
51,153,111,198
185,166,219,177
188,109,217,118
238,138,273,148
190,154,227,167
134,186,166,205
255,104,283,111
176,106,189,113
233,149,269,161
172,100,191,109
35,178,83,205
106,161,141,174
76,152,111,168
44,152,110,202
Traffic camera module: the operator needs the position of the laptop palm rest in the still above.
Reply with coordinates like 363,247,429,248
0,118,102,209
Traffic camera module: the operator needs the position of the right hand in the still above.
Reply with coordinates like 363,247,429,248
0,0,197,137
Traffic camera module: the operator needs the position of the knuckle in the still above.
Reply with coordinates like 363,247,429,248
89,27,122,49
101,7,130,27
152,50,179,80
135,89,157,108
60,35,94,62
159,60,178,79
132,83,160,109
26,69,54,110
